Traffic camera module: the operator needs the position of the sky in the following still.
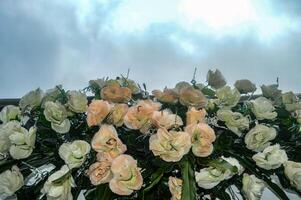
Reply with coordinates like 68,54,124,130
0,0,301,98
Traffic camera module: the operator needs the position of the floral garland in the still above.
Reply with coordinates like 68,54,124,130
0,69,301,200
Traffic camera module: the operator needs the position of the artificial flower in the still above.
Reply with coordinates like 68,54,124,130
0,121,21,153
149,128,191,162
185,123,216,157
59,140,91,169
242,173,265,200
41,165,75,200
217,109,249,137
109,155,143,195
152,109,183,130
283,161,301,191
0,166,24,198
87,100,111,127
91,125,127,158
9,126,36,159
282,92,301,112
244,124,276,152
101,85,132,103
252,144,288,170
117,78,140,94
234,79,256,94
215,86,240,108
186,107,206,125
41,85,62,107
66,90,88,113
206,69,226,89
195,167,230,189
152,88,178,104
44,101,70,134
19,88,44,111
106,103,128,127
179,86,207,108
168,177,182,200
0,105,20,123
250,97,277,120
261,84,282,100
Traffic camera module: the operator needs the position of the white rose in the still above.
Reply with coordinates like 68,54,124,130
66,91,88,113
221,156,244,175
0,166,23,198
19,88,44,111
283,161,301,191
59,140,91,169
217,109,249,136
0,121,21,153
252,144,288,170
244,124,277,152
215,86,240,108
0,105,20,123
9,126,36,159
152,109,183,130
282,92,301,112
242,173,265,200
41,165,75,200
250,97,277,120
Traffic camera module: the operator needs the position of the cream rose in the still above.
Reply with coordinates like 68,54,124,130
234,79,256,94
252,144,288,170
0,121,21,153
217,109,249,137
66,90,88,113
216,86,240,108
179,86,207,108
0,105,20,123
9,126,36,160
168,177,182,200
186,107,206,125
41,165,75,200
106,103,128,127
261,84,282,99
206,69,227,89
0,166,24,197
19,88,44,111
87,100,111,127
152,88,179,104
242,173,265,200
41,85,62,107
152,109,183,130
44,101,70,134
109,154,143,195
101,85,132,103
59,140,91,169
284,161,301,191
195,167,229,189
282,92,301,112
185,123,216,157
87,152,114,185
149,128,191,162
91,125,127,158
124,100,161,133
250,97,277,120
244,124,276,152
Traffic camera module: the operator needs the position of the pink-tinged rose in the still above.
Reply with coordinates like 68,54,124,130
179,87,207,108
152,88,179,104
124,100,161,133
185,123,216,157
109,155,143,196
149,128,191,162
168,177,182,200
101,85,132,103
186,107,207,125
152,109,183,130
87,152,114,185
106,103,128,127
91,125,127,158
87,100,111,127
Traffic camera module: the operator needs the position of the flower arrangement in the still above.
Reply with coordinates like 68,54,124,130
0,70,301,200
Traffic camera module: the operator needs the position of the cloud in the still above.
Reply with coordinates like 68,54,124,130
0,0,300,98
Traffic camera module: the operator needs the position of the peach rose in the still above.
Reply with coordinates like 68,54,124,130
124,100,161,134
186,107,207,125
87,152,114,185
185,123,216,157
91,125,127,158
168,177,183,200
149,128,191,162
87,100,111,127
152,88,178,104
101,85,132,103
179,87,207,108
106,104,129,127
152,109,183,130
109,155,143,196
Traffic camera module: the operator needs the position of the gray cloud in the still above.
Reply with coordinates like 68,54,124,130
0,0,301,98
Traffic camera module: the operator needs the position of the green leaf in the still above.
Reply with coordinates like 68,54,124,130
95,184,114,200
202,87,216,97
208,157,238,173
180,156,196,200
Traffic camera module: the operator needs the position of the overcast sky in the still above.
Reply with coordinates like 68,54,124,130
0,0,301,98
